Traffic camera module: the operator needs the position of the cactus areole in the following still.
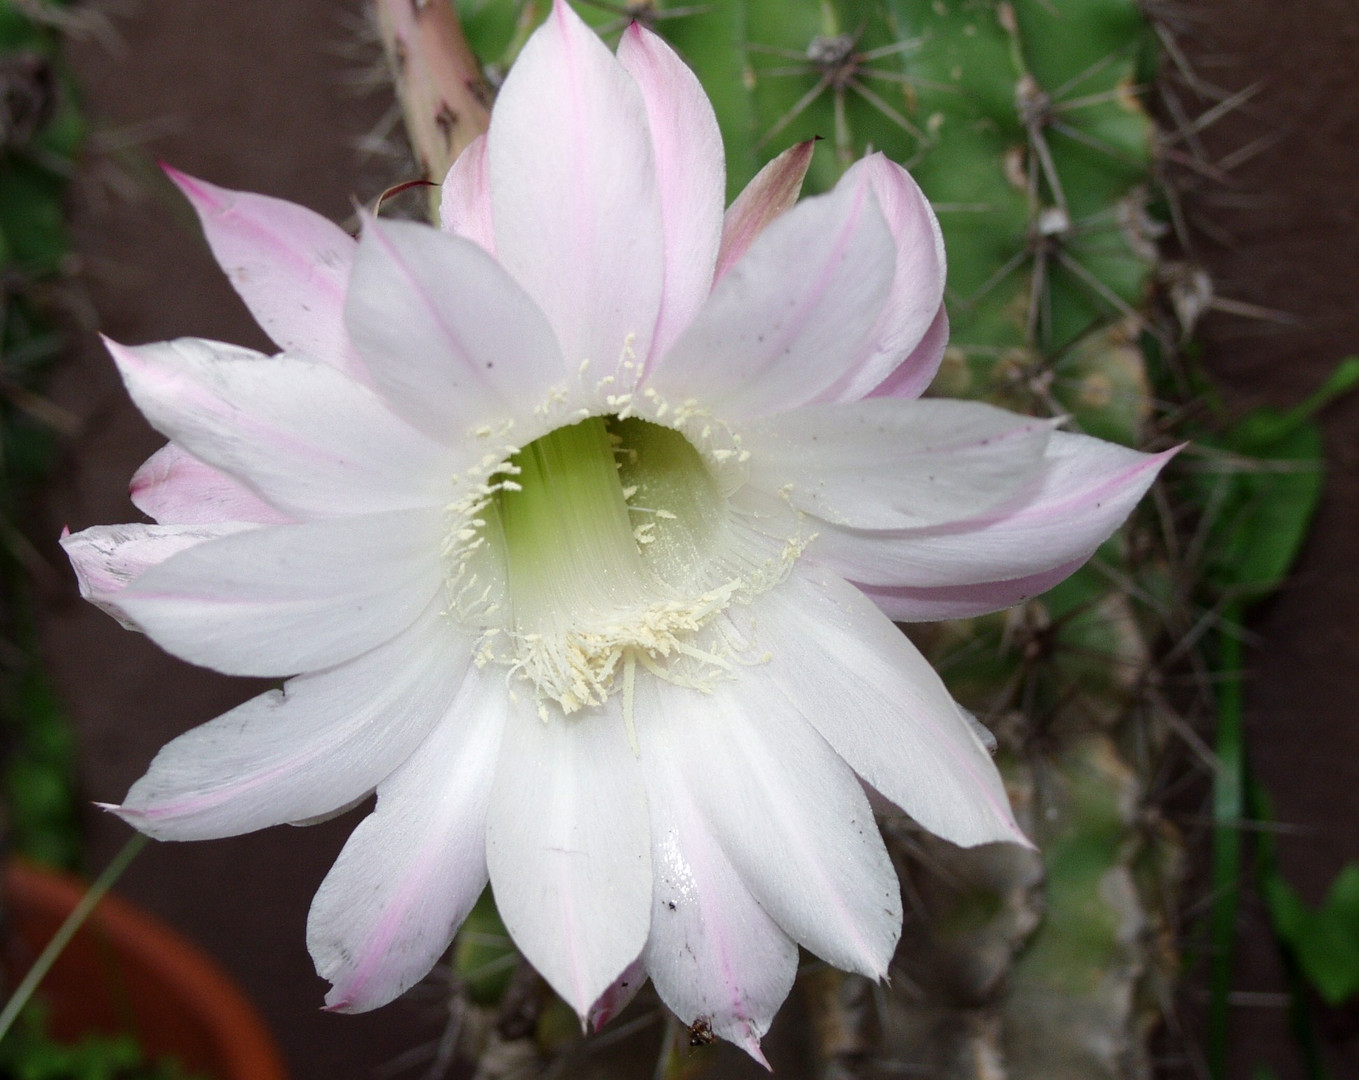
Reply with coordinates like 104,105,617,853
61,0,1171,1064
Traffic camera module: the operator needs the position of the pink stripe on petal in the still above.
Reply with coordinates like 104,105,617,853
131,443,292,526
855,557,1088,622
439,134,494,253
867,300,950,402
716,140,815,283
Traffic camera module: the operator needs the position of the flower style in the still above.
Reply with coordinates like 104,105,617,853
62,0,1172,1063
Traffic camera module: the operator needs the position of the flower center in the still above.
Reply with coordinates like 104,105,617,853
450,415,751,725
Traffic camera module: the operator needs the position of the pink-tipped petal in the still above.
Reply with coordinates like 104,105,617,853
588,957,647,1032
663,675,901,979
345,216,566,443
164,166,364,378
61,521,251,629
438,134,494,253
485,692,652,1020
858,558,1088,622
309,663,505,1013
818,155,947,404
808,435,1179,588
638,684,797,1063
616,23,724,361
488,0,664,370
650,172,895,420
715,140,816,283
116,508,444,678
752,565,1030,849
741,398,1055,529
131,443,292,526
116,601,471,841
868,301,949,401
107,337,453,519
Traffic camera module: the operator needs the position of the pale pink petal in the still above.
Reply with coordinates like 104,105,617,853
488,0,664,370
485,692,651,1019
648,172,894,420
858,558,1087,622
309,663,505,1013
60,521,250,629
116,508,444,678
741,398,1055,529
438,134,494,253
164,167,364,378
131,443,291,526
867,301,949,401
588,957,647,1031
669,675,900,979
115,600,472,841
715,140,815,282
107,337,453,519
638,682,797,1065
752,565,1028,848
817,155,946,404
345,216,566,442
807,435,1178,588
616,23,724,360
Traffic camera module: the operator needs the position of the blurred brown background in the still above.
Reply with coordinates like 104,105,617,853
28,1,1359,1077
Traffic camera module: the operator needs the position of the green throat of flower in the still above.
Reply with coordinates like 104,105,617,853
452,414,756,722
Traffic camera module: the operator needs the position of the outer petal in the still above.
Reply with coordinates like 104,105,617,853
116,508,444,678
669,676,900,979
859,558,1087,622
648,171,894,420
741,398,1055,529
131,443,291,526
818,155,947,404
639,682,797,1065
438,134,494,252
308,662,505,1013
108,337,453,519
808,435,1178,588
164,167,364,378
488,0,664,369
115,601,471,841
61,521,250,629
485,693,651,1019
616,23,724,360
715,140,815,282
752,565,1028,848
868,301,949,401
345,217,566,442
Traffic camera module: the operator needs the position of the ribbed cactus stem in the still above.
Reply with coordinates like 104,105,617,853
373,0,492,208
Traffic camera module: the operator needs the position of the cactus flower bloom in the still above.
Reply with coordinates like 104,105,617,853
62,1,1171,1062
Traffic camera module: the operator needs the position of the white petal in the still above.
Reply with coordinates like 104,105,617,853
485,694,651,1018
488,0,664,369
309,662,506,1013
616,23,724,360
858,559,1086,622
115,601,472,841
131,443,292,526
753,565,1028,848
61,521,250,629
741,398,1055,529
117,509,444,677
345,216,566,442
663,674,900,978
818,155,946,404
639,683,796,1065
108,337,453,519
648,171,895,420
439,134,494,252
867,301,949,401
808,434,1176,588
165,167,365,378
